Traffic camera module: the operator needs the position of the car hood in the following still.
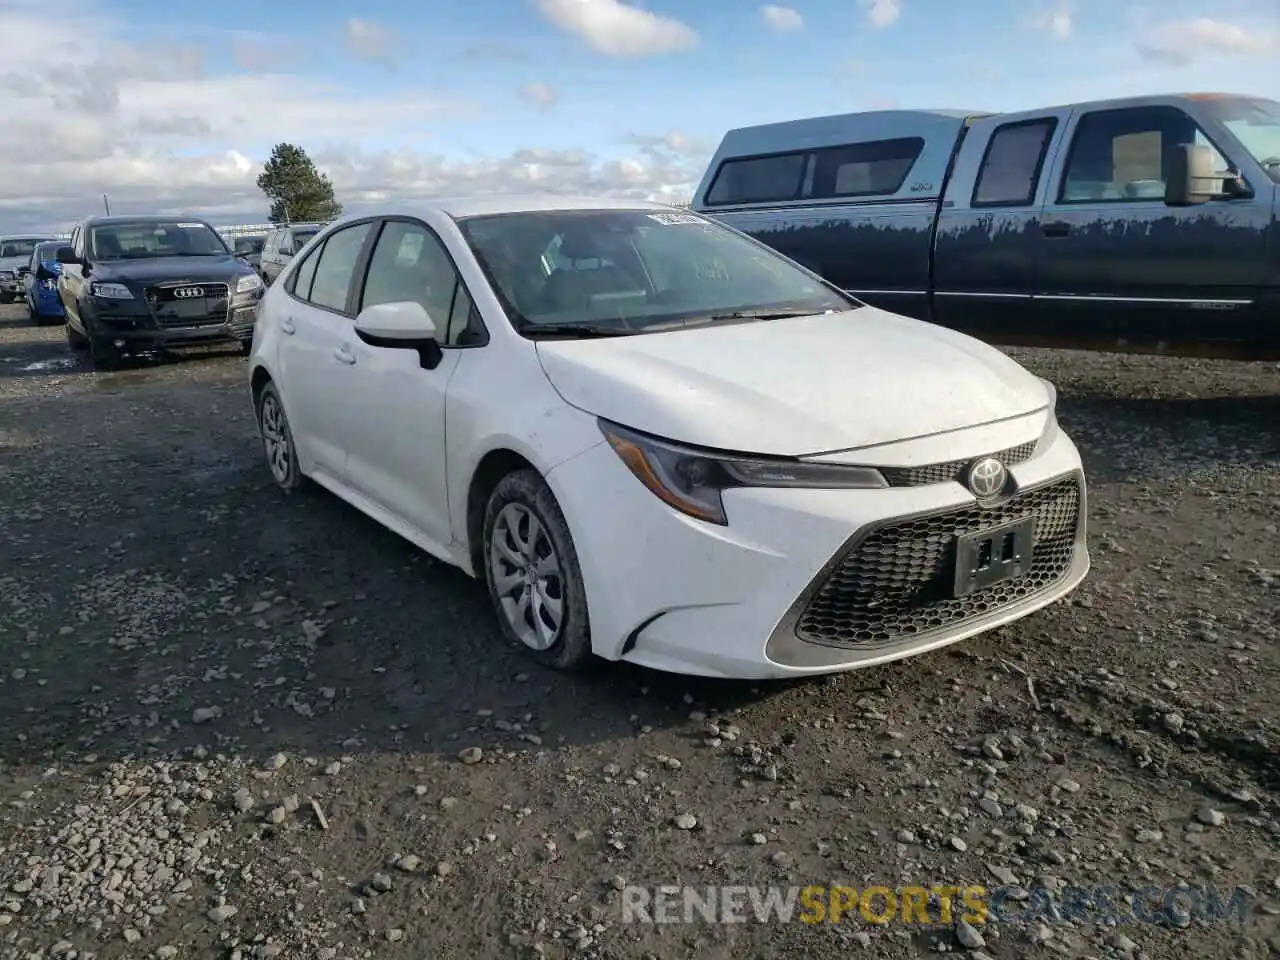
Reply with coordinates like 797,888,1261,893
95,255,250,283
0,256,30,272
534,307,1051,456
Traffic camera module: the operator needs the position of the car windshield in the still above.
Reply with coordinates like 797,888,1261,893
457,209,856,335
1205,97,1280,182
33,242,61,262
235,237,264,254
1,239,44,258
89,221,229,260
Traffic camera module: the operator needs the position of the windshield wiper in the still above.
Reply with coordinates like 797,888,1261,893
521,323,637,339
645,308,831,331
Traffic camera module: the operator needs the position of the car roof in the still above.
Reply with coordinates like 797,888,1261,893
0,234,55,241
80,215,213,228
380,195,677,219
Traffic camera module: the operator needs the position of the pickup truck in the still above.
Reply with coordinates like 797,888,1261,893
691,93,1280,360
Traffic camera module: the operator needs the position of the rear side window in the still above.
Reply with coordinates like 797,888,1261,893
288,241,322,299
972,118,1057,207
705,153,807,206
307,223,372,313
704,137,925,206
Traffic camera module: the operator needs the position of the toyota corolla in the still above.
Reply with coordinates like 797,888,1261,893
57,215,264,369
247,197,1089,679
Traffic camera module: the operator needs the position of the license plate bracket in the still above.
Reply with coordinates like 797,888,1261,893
952,517,1035,598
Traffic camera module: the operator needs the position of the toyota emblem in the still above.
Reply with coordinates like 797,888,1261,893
174,286,204,299
966,457,1008,499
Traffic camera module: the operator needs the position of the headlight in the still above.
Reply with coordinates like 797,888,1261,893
1034,377,1059,454
91,282,133,300
0,271,13,281
599,419,887,526
236,273,262,294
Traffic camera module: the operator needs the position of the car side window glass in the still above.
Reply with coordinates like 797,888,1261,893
289,242,323,300
1060,106,1229,202
264,232,277,256
361,220,465,338
445,283,485,346
972,118,1057,207
307,224,371,312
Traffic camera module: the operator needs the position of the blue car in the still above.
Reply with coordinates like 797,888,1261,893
23,240,66,324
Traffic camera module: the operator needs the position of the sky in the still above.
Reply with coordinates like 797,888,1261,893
0,0,1277,233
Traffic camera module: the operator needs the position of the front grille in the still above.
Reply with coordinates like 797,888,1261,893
795,476,1080,647
881,441,1037,487
146,282,230,330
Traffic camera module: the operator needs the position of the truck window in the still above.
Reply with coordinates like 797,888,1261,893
1059,106,1229,203
812,137,924,198
704,152,808,206
972,119,1057,207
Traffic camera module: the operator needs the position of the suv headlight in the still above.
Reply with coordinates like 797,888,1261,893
235,273,262,294
599,419,887,525
91,282,133,300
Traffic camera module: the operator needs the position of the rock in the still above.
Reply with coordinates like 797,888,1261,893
609,875,627,890
1196,807,1225,827
673,813,697,830
207,904,238,922
396,855,422,873
192,706,223,724
895,829,915,843
1055,777,1082,794
956,919,986,949
1135,828,1163,843
264,752,288,771
458,747,483,764
436,862,454,878
370,873,393,893
949,837,968,852
749,833,768,845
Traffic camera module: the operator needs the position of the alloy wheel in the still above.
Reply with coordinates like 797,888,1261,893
259,392,292,485
489,502,564,650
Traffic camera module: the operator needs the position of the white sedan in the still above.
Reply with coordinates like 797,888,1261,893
247,196,1089,679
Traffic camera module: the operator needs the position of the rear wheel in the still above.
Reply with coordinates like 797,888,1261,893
257,382,303,492
482,469,592,671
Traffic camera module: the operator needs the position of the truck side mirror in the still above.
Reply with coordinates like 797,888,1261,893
1164,144,1228,207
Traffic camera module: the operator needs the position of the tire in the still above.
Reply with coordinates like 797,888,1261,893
88,327,121,371
0,290,13,304
482,468,592,671
27,300,38,324
66,320,88,350
256,381,304,492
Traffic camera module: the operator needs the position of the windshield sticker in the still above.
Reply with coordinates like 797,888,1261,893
647,212,706,225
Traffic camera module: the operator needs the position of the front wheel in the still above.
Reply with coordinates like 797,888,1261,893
66,320,88,350
0,290,13,304
482,469,592,671
88,328,120,370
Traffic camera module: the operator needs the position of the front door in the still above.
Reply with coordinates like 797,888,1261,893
274,221,373,482
337,217,465,549
1034,103,1271,352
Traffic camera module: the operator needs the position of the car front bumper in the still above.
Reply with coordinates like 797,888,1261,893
85,290,261,351
547,420,1088,680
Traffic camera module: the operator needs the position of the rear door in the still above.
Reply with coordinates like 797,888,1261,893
274,221,375,482
1033,102,1269,350
932,109,1069,341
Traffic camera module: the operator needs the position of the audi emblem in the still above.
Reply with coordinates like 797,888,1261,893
173,286,204,299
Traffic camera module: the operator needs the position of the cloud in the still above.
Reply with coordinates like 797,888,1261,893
0,4,704,233
343,18,397,63
861,0,900,28
1136,17,1277,65
520,82,559,111
760,5,803,31
1029,1,1073,39
535,0,698,56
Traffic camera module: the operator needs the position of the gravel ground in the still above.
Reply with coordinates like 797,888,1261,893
1,301,1278,960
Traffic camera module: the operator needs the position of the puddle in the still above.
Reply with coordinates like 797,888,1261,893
19,358,77,372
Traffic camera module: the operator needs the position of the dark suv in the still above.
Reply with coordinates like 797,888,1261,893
259,223,324,285
56,215,265,369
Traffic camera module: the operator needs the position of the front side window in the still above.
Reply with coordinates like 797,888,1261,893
88,221,229,260
972,119,1057,207
306,223,371,312
1059,106,1229,202
31,242,61,269
459,209,855,336
1201,96,1280,183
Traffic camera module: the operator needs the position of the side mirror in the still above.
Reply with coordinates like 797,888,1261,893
55,246,77,264
353,301,443,370
1164,144,1229,207
354,300,438,341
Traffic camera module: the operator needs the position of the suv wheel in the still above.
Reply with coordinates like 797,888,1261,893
88,327,120,370
482,469,592,671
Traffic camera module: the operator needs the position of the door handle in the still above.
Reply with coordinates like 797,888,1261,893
333,346,356,365
1042,220,1072,238
280,318,296,334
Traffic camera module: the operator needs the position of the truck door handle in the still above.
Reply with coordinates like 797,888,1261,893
333,346,356,365
280,318,296,334
1042,220,1072,238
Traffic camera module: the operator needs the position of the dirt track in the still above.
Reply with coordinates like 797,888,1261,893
1,301,1278,960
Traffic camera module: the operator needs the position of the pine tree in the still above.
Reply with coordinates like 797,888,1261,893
256,143,343,224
